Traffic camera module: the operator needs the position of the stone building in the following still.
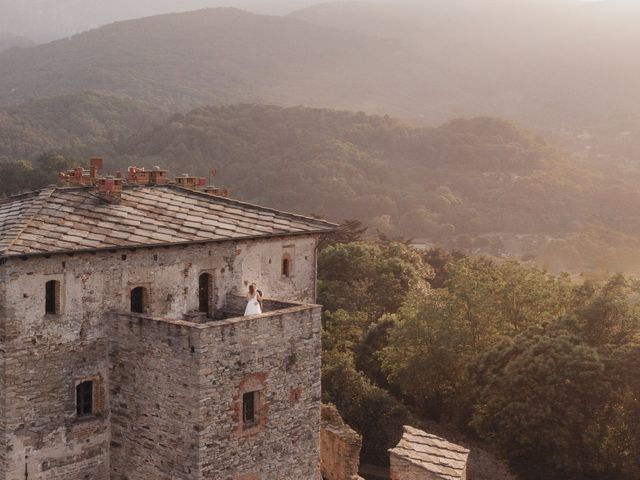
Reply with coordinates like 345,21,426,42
389,426,469,480
320,405,364,480
0,172,335,479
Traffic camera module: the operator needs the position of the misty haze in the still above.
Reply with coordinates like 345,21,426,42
1,1,639,480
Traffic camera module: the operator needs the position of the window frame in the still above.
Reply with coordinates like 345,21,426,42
45,279,61,315
130,286,149,314
242,391,257,427
198,272,213,317
281,253,293,278
236,374,267,436
76,380,94,417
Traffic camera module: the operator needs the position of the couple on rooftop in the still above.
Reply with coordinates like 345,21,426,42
244,282,263,316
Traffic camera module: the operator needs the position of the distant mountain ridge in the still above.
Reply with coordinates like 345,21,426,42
1,2,639,133
0,7,443,116
0,0,327,42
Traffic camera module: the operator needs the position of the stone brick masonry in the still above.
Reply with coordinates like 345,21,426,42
0,233,323,479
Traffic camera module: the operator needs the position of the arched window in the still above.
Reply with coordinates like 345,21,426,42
281,254,292,278
130,286,148,314
45,280,61,314
199,273,212,316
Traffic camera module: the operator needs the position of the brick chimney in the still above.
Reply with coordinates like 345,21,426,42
127,166,168,185
176,174,197,190
89,157,103,179
59,157,103,186
96,176,123,203
150,167,168,185
203,186,230,197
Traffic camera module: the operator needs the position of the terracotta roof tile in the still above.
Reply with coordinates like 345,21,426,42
0,185,335,257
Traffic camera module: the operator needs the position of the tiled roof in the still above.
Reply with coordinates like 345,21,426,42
390,426,470,480
0,185,335,258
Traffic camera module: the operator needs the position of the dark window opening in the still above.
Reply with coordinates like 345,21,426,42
199,273,211,316
45,280,60,314
76,381,93,416
281,258,290,277
243,391,257,426
130,287,147,314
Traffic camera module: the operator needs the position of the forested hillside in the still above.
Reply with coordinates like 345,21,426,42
109,104,640,273
0,32,33,52
3,100,640,273
0,92,163,160
319,235,640,480
0,8,429,115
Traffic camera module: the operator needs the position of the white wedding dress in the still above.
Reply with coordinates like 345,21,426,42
244,293,262,315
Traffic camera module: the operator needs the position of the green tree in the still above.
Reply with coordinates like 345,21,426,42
469,327,611,480
574,274,640,347
599,342,640,478
322,309,369,353
318,241,433,322
322,348,410,465
0,153,76,197
380,290,468,420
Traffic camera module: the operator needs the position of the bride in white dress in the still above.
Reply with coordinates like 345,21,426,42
244,283,263,315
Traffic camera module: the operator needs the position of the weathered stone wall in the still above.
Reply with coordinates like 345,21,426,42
391,455,469,480
109,304,322,480
0,264,8,478
196,304,323,480
2,339,110,480
320,404,364,480
109,315,199,480
2,234,318,336
390,455,443,480
0,233,319,479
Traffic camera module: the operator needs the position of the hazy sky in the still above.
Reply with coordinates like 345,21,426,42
0,0,631,42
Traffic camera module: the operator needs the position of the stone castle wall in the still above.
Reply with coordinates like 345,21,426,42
109,303,322,479
109,315,200,480
0,234,319,479
197,304,323,480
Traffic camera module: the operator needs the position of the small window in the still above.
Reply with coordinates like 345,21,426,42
199,273,212,316
243,391,257,427
281,257,291,277
76,380,93,416
45,280,60,314
130,286,148,314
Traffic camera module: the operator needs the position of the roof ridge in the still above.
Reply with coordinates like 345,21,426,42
165,184,337,228
3,188,58,255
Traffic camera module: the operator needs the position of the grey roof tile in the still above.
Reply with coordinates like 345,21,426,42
0,185,335,257
390,426,470,480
